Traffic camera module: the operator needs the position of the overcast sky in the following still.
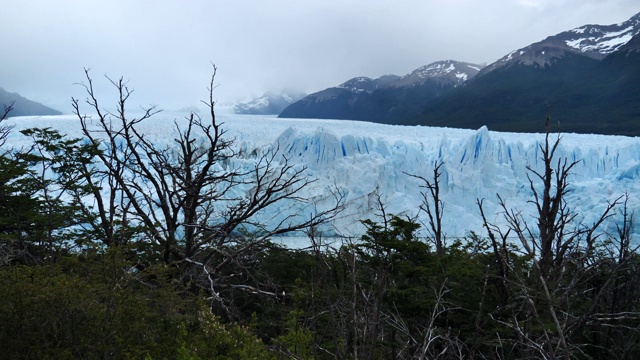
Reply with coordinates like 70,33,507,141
2,0,640,113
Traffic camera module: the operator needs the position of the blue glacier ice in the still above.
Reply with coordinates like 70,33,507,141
6,113,640,240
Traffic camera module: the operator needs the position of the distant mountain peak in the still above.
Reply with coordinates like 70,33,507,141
390,60,484,87
564,19,639,55
482,12,640,74
336,75,400,93
279,60,482,121
233,90,306,115
413,60,478,78
336,77,374,93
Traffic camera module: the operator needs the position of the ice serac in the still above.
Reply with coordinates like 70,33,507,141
265,120,640,239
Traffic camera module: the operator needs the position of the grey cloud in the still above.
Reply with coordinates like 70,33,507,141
1,0,639,113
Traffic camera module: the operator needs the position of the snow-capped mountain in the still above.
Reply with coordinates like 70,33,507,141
335,75,399,93
233,90,306,115
407,12,640,136
279,12,640,135
279,60,483,122
389,60,482,87
277,74,399,119
6,114,640,241
481,12,640,74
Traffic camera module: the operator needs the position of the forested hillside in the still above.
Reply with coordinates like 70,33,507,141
1,73,639,359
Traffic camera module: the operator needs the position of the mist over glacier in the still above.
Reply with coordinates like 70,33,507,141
6,114,640,241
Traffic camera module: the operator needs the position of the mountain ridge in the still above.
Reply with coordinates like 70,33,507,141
279,60,483,121
480,12,640,75
1,88,62,118
234,90,306,115
280,12,640,136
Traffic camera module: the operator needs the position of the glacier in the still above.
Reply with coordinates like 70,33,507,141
5,113,640,242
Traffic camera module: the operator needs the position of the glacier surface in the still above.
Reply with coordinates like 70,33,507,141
5,114,640,241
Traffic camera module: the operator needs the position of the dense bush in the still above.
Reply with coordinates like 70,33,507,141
0,249,273,359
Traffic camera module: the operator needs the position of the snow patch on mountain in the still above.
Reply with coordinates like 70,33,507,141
572,27,587,34
332,75,401,94
337,77,372,93
390,60,483,87
565,26,635,54
482,12,640,74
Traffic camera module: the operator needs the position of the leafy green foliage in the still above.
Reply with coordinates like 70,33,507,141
0,149,49,264
0,249,272,359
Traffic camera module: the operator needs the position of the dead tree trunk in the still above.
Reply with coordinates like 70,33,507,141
407,161,445,257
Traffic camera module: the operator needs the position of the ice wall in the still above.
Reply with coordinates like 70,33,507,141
267,123,640,239
7,114,640,240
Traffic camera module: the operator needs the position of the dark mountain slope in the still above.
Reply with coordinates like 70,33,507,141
350,78,458,123
584,34,640,134
406,14,640,136
405,54,602,133
279,61,482,122
279,13,640,135
278,75,399,119
349,61,482,123
1,88,61,117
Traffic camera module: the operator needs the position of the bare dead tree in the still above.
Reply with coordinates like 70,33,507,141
477,198,511,306
478,112,633,359
71,67,343,308
526,113,580,278
613,192,634,266
0,101,15,148
407,161,445,256
417,280,464,360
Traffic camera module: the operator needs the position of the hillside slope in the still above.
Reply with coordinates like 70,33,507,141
1,88,61,117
